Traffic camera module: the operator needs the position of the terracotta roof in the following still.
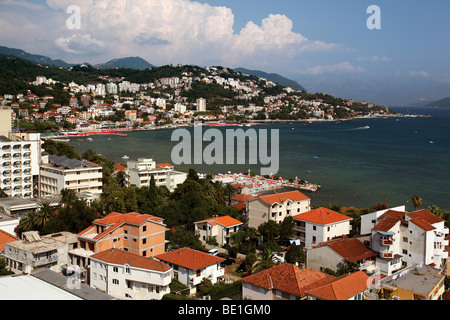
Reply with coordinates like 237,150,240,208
231,194,253,202
293,207,352,225
313,237,377,262
0,230,19,251
195,215,243,228
155,248,224,270
79,212,166,240
409,218,435,231
241,263,334,297
407,210,443,225
373,217,401,232
232,203,246,211
305,271,370,300
90,248,171,272
156,163,173,168
256,191,310,205
377,210,406,221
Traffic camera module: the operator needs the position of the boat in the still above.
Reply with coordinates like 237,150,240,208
87,138,93,141
122,155,130,160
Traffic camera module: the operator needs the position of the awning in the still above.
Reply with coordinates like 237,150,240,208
378,231,395,236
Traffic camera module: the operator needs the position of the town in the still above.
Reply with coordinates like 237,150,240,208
0,55,396,137
0,56,448,302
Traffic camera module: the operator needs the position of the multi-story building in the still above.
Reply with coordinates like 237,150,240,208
366,208,449,275
194,215,243,246
70,212,168,280
89,248,172,300
39,154,103,197
292,207,353,248
246,190,311,229
1,131,42,199
155,247,225,294
124,158,187,192
196,98,206,112
4,231,77,275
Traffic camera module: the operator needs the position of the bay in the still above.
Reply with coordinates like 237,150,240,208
70,107,450,211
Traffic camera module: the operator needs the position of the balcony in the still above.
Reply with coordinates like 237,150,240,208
379,251,394,259
381,239,393,246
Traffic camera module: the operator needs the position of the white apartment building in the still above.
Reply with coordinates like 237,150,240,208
1,131,41,199
89,248,172,300
292,207,353,248
125,158,187,192
155,248,225,294
365,208,449,276
39,154,103,197
4,231,78,275
196,98,206,112
247,190,311,229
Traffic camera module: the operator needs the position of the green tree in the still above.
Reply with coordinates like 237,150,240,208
410,195,423,211
34,202,56,229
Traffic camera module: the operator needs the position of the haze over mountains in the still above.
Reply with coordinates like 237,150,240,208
0,45,306,92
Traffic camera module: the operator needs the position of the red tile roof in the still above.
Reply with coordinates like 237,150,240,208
155,248,224,270
241,263,334,298
293,207,352,225
408,209,443,225
305,271,370,300
312,237,377,262
195,215,243,228
256,191,310,205
0,230,19,250
231,194,253,202
90,248,171,272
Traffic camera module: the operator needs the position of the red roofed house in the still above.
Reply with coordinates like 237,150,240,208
70,212,168,279
292,207,353,248
194,215,243,246
0,229,19,252
247,190,311,229
305,271,370,300
241,263,334,300
366,208,449,276
89,248,172,300
306,236,378,273
155,247,225,294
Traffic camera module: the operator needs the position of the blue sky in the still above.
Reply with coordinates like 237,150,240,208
0,0,449,106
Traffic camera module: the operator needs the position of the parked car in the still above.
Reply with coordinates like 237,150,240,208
207,248,219,256
236,262,246,273
220,258,235,267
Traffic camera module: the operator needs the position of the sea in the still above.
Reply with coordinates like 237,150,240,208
69,107,450,211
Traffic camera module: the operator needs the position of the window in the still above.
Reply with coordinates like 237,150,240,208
112,279,119,285
125,265,131,274
113,266,119,273
313,226,316,231
143,225,147,232
312,236,316,244
403,237,408,242
143,238,147,244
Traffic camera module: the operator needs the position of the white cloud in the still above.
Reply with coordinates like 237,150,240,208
300,61,365,75
54,34,109,55
358,56,391,62
408,70,430,78
41,0,338,65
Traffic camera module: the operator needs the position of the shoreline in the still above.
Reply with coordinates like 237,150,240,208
41,112,431,139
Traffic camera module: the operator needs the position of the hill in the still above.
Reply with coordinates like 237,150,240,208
0,45,72,68
234,67,306,92
94,57,155,70
425,97,450,108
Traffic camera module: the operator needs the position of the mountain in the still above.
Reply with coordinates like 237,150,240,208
234,67,307,92
94,57,155,70
425,97,450,108
0,45,72,68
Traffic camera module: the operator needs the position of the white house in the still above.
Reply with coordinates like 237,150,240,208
125,158,187,192
194,215,243,246
155,247,225,294
292,207,353,248
247,190,311,229
89,248,172,300
368,208,449,276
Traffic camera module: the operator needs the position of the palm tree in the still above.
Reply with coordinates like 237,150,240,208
410,195,422,211
34,202,55,229
428,205,445,218
224,183,236,206
16,211,36,236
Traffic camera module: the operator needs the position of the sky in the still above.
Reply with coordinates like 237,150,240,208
0,0,449,106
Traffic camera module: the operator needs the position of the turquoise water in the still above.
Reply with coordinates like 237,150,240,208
70,107,450,211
